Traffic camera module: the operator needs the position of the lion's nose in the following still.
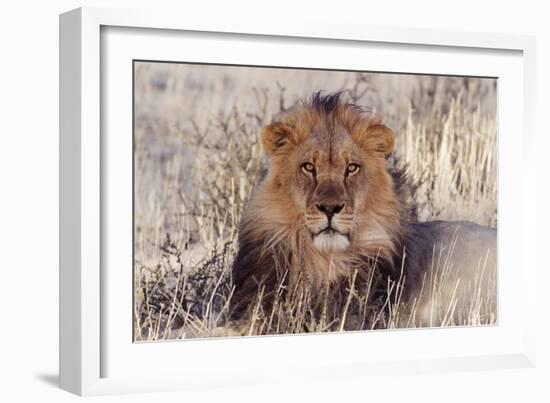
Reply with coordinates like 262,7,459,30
316,203,345,220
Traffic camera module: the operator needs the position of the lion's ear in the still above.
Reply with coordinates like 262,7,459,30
355,124,395,157
261,122,298,156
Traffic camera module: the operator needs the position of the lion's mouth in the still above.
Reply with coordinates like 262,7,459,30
315,227,341,236
314,224,348,237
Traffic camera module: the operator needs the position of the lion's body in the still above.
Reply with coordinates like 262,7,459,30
406,220,496,323
230,93,496,326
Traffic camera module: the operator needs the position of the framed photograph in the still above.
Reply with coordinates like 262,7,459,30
60,7,537,396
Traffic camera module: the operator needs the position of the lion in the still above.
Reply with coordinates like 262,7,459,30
230,92,496,329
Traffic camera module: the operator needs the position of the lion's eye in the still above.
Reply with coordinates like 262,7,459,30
301,162,316,176
346,163,361,176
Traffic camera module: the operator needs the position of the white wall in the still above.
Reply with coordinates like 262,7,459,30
0,0,547,402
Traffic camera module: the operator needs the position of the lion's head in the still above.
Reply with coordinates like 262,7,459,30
259,92,401,256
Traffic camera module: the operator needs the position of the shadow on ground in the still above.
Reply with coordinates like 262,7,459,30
35,373,59,388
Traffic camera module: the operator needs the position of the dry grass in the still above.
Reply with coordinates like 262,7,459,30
133,62,497,341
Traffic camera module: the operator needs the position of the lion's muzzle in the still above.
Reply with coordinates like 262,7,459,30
305,202,353,252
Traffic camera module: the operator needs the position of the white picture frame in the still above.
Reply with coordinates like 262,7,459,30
59,6,537,396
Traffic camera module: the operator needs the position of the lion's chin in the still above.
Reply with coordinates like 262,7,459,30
312,231,350,252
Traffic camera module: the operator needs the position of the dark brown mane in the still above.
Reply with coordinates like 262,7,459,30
310,91,345,114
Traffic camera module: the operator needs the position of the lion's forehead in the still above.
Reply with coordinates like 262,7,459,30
308,124,352,144
303,135,359,166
